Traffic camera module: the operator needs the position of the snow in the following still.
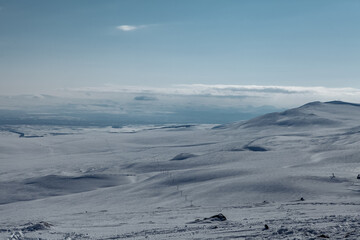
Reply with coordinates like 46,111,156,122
1,101,360,239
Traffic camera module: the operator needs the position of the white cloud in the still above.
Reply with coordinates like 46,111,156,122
70,84,360,108
116,25,146,31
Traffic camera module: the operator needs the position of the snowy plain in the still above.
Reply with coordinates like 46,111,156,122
1,101,360,239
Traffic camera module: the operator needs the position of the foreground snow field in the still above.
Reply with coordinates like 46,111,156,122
1,101,360,239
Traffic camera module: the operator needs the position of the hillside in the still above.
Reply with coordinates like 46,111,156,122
1,101,360,239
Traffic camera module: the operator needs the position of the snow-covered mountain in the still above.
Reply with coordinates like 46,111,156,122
1,101,360,239
218,101,360,130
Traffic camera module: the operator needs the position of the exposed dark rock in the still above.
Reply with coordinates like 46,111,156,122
171,153,197,161
22,221,52,232
205,213,227,222
190,213,227,224
244,146,267,152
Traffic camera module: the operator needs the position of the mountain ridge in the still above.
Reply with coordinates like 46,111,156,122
216,100,360,130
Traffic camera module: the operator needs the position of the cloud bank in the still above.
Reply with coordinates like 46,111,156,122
70,84,360,108
3,84,360,126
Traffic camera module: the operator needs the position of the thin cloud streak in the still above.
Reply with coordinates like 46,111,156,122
116,25,146,31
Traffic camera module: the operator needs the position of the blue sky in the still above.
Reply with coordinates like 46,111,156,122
1,0,360,96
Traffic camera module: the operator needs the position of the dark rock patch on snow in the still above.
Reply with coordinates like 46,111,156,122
171,153,197,160
22,221,52,232
190,213,227,224
317,234,330,238
206,213,227,221
244,146,267,152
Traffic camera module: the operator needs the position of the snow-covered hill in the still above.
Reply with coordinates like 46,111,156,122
218,101,360,130
1,101,360,239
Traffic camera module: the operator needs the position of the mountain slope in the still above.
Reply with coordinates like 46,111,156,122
217,101,360,130
1,101,360,239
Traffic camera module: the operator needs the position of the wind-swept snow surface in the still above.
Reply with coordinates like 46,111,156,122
1,101,360,239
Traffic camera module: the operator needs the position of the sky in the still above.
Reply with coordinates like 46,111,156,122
1,0,360,106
